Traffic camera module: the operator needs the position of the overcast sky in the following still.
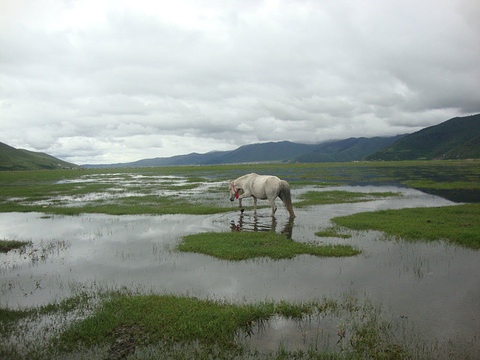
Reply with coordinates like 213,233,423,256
1,0,479,164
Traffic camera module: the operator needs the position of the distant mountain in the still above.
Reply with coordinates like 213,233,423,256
210,141,317,164
85,150,232,168
443,135,480,159
365,114,480,161
0,142,78,171
83,137,403,168
294,135,406,163
84,141,317,168
82,113,480,167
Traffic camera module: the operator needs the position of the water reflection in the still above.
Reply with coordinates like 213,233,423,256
230,214,295,239
417,187,480,203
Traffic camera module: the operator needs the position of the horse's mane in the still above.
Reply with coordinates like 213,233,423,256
237,173,257,181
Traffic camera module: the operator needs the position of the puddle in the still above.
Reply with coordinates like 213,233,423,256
1,184,479,353
243,313,340,353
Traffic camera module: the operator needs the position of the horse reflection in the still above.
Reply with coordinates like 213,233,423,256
230,214,294,239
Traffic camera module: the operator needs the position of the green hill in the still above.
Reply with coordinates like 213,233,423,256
295,135,405,163
210,141,317,164
0,142,78,171
365,114,480,161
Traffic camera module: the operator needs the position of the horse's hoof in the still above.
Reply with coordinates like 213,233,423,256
240,209,244,213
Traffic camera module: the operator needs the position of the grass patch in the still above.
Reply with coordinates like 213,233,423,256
53,294,406,358
296,190,399,207
333,203,480,248
315,228,352,239
76,200,232,216
289,180,337,187
57,294,312,352
0,240,30,253
177,231,360,260
403,179,480,189
0,195,233,216
0,307,35,328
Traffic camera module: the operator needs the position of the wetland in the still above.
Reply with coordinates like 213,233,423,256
0,161,479,359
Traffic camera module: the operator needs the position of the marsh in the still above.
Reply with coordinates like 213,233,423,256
1,163,479,358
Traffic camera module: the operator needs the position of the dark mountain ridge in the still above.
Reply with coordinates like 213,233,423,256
365,114,480,160
296,135,406,163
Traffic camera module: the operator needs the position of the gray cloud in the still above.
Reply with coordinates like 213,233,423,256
1,0,479,164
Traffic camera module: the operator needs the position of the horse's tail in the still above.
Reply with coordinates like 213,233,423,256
279,180,295,218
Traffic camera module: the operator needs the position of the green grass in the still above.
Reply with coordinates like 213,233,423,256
53,294,408,359
177,231,360,260
59,201,231,216
333,203,480,248
0,240,30,253
0,307,35,328
0,196,232,216
0,142,78,171
296,190,400,207
315,227,352,239
57,294,277,351
403,179,480,189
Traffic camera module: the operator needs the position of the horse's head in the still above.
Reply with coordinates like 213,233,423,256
229,181,239,201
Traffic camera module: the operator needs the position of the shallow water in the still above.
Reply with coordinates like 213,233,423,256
1,184,479,352
8,173,224,208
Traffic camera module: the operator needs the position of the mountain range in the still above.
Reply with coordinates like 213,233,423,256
1,113,479,170
0,142,78,171
86,113,479,167
84,136,405,168
365,113,480,160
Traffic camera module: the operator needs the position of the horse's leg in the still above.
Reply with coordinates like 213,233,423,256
253,197,257,214
268,197,277,217
238,191,251,213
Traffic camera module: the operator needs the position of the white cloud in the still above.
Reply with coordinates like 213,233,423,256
1,0,479,164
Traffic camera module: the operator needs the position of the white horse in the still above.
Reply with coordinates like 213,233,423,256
229,173,295,217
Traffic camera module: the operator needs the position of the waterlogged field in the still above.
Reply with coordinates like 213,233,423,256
0,161,479,359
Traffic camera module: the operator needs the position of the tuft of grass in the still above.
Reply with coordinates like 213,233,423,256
0,308,35,329
333,203,480,248
177,231,360,260
0,240,30,253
